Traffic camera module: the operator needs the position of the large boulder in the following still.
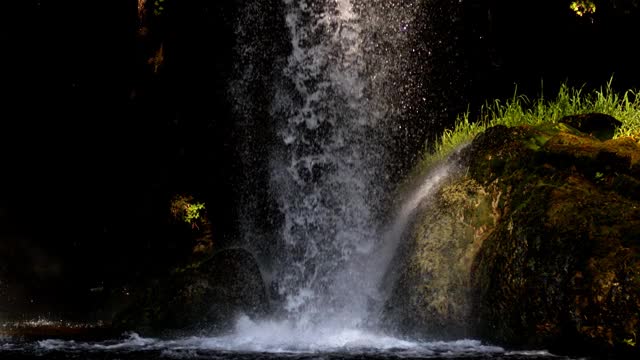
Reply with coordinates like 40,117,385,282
386,119,640,356
113,248,268,335
381,176,497,339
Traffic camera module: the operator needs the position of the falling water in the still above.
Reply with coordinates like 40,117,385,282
234,0,449,330
269,0,382,327
366,153,466,301
222,0,523,354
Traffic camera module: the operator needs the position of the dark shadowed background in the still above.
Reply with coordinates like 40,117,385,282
1,0,639,321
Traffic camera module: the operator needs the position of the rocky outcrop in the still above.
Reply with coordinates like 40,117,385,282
382,176,497,339
113,248,268,335
387,115,640,356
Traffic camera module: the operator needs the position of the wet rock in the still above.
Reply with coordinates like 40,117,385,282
392,121,640,357
113,248,268,335
382,177,496,339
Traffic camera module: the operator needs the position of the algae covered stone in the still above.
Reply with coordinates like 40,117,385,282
390,118,640,356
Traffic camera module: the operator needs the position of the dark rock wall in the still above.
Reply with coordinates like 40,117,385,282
1,0,640,325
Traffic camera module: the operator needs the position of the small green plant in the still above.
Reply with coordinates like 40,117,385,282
570,1,596,17
153,0,166,16
594,171,605,183
184,202,205,224
624,331,637,347
170,195,206,229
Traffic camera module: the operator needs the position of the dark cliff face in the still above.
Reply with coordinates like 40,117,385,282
2,1,640,324
1,0,248,321
387,119,640,357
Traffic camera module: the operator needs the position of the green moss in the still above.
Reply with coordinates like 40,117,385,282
394,77,640,355
461,124,640,354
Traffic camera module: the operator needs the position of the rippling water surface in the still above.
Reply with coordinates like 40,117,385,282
0,318,580,360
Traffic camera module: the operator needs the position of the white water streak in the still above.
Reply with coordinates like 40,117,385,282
367,156,463,308
272,0,380,324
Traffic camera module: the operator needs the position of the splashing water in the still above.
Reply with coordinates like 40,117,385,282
2,329,524,358
269,0,382,326
30,330,508,355
217,0,552,356
230,0,463,338
366,153,466,303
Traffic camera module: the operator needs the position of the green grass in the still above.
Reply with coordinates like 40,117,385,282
418,77,640,173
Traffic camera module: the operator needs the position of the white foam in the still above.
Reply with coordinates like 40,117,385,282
38,339,78,351
270,0,383,328
505,350,561,357
27,316,506,356
197,315,419,353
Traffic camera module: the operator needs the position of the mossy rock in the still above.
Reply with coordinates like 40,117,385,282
383,178,498,339
469,123,640,356
395,120,640,357
471,174,640,353
113,248,268,335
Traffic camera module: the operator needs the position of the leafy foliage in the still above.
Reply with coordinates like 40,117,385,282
623,330,637,347
153,0,166,16
170,195,206,228
570,1,596,17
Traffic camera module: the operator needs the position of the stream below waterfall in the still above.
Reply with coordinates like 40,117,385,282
0,331,577,360
1,317,581,360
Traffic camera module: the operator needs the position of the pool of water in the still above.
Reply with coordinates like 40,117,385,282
0,328,581,360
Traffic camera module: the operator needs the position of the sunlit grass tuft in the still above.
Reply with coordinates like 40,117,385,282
418,77,640,173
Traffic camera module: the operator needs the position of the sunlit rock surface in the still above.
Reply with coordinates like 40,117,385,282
388,116,640,356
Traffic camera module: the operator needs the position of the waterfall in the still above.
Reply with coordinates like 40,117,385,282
231,0,439,331
270,0,382,327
